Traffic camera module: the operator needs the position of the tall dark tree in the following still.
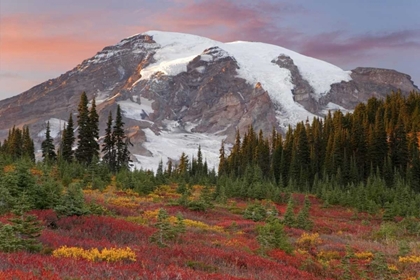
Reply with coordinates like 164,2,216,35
41,121,56,162
60,114,75,162
113,105,131,171
102,111,116,172
75,92,92,164
89,97,100,160
218,141,226,176
22,126,35,162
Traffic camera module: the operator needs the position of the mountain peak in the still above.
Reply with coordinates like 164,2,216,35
0,31,417,171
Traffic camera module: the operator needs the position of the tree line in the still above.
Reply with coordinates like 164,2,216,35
1,92,131,172
215,91,420,218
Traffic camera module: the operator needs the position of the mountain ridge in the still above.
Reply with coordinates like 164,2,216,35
0,31,418,170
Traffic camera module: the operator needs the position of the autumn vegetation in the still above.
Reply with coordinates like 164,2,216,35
0,91,420,279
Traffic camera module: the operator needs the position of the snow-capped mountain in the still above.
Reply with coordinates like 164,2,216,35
0,31,417,170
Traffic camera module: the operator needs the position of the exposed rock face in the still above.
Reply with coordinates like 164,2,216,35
0,31,417,169
272,55,318,113
323,67,419,109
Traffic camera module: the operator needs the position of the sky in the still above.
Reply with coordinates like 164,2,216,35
0,0,419,100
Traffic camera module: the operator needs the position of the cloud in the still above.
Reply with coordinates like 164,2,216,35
0,13,119,71
299,29,420,63
0,72,22,79
129,0,306,46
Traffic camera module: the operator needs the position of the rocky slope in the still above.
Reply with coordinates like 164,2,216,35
0,31,417,170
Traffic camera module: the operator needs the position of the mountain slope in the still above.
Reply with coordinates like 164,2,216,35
0,31,417,170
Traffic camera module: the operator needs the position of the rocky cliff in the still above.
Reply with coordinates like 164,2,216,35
0,31,417,169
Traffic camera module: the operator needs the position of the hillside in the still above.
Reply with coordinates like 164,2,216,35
0,31,417,170
1,171,420,279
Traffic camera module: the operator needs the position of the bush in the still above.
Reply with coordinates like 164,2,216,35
257,217,292,254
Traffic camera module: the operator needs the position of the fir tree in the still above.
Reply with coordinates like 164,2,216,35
149,208,174,247
60,114,75,162
218,141,226,176
283,196,295,227
257,216,292,254
7,194,43,252
89,97,100,160
113,105,131,171
102,111,116,172
22,126,35,162
296,195,313,230
75,92,92,164
41,121,57,163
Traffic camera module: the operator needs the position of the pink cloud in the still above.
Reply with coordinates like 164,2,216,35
0,13,121,71
131,0,305,47
299,29,420,64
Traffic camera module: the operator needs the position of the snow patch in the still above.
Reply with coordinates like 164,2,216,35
132,128,225,172
37,118,67,138
195,66,206,73
140,31,351,127
321,102,353,115
117,97,154,121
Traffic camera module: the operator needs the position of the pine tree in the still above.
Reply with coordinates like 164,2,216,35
41,121,57,163
283,196,295,227
257,216,292,254
165,160,173,178
7,194,43,252
89,97,100,160
113,105,131,171
102,111,116,172
218,141,226,175
149,208,174,247
54,182,89,216
60,114,75,162
75,92,92,164
296,195,313,230
22,126,35,162
178,152,189,176
389,116,408,174
173,213,186,244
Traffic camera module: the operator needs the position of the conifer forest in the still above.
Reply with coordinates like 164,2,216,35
1,91,420,279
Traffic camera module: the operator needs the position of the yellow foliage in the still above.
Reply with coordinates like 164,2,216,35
317,250,341,261
387,264,399,273
108,196,149,208
399,255,420,264
30,167,43,176
296,233,322,249
142,209,160,221
153,185,176,196
139,209,223,233
183,219,224,233
223,239,245,248
354,251,374,261
3,165,15,173
125,216,147,225
52,246,136,262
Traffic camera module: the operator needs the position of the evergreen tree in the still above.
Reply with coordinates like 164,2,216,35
257,216,292,254
102,111,116,172
75,92,92,164
218,141,226,175
54,182,89,216
6,194,43,252
296,195,313,230
41,121,57,163
22,126,35,162
389,116,408,174
60,114,75,162
149,208,174,247
113,105,131,171
283,196,295,227
89,97,100,160
178,152,189,177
